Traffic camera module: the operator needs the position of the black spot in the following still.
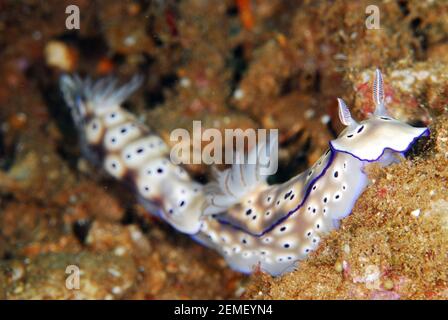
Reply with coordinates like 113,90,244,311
308,171,313,177
267,196,271,202
110,113,116,118
289,194,295,200
111,138,116,143
246,209,252,215
323,197,328,203
316,224,320,229
380,116,391,120
252,215,257,220
307,232,311,237
283,243,290,248
242,239,247,244
120,128,127,134
347,134,354,138
335,194,340,200
126,154,131,159
144,186,149,191
313,239,317,243
312,185,317,190
288,256,292,260
276,200,280,205
136,148,144,154
312,208,316,213
179,200,185,207
265,211,271,216
111,162,117,169
284,191,292,199
157,168,163,174
280,226,286,232
305,249,310,253
357,125,365,133
334,171,339,178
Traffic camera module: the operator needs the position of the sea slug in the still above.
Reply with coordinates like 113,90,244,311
60,69,429,276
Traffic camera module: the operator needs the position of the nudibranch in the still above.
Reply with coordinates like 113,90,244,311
60,69,429,276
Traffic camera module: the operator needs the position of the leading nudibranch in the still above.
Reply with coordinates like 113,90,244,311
60,69,429,276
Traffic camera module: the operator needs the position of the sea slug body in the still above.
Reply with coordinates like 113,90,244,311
60,69,429,276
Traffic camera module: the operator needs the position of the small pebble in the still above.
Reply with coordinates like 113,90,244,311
9,260,26,281
411,209,421,217
44,40,77,71
233,89,244,100
320,114,331,124
334,261,343,273
383,279,394,290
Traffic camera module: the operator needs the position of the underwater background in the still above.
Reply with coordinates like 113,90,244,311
0,0,447,299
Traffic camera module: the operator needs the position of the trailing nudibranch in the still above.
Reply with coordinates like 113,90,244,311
60,75,205,234
60,69,429,276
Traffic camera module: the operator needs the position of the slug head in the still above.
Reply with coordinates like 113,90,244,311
330,69,429,161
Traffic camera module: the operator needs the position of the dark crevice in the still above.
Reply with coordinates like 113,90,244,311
280,76,297,96
410,18,428,52
31,65,81,171
56,32,109,62
397,0,410,16
144,72,179,109
0,130,17,171
73,219,92,244
228,44,248,94
326,118,338,139
2,251,13,260
313,70,321,93
268,136,311,185
121,208,152,233
226,5,239,16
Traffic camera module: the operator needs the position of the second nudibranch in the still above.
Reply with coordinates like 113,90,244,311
60,69,429,276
